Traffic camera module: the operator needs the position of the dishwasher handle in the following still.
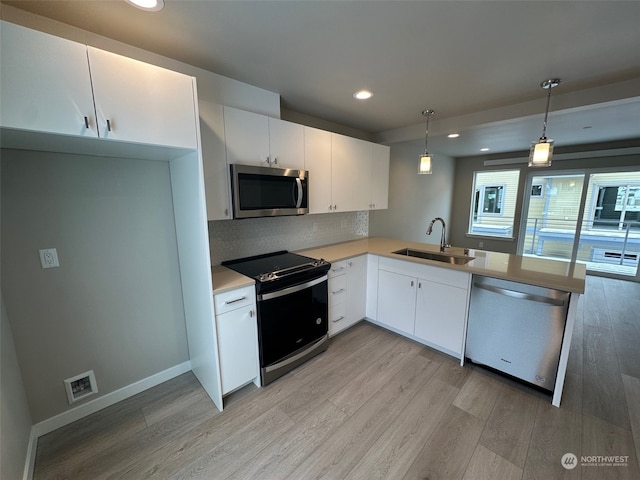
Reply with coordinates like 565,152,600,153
473,281,568,307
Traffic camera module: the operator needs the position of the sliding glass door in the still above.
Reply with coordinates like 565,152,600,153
520,173,586,261
578,172,640,277
520,169,640,280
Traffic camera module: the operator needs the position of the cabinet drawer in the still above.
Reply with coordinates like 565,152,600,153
214,285,255,315
329,302,347,326
328,274,347,305
328,260,347,278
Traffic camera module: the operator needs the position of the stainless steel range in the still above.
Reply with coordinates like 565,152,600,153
222,251,330,385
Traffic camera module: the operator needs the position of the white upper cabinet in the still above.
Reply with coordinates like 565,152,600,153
268,117,304,169
304,126,333,214
223,107,270,166
200,101,232,220
371,144,390,210
1,21,97,138
87,47,198,149
1,22,198,150
331,134,372,213
223,106,304,169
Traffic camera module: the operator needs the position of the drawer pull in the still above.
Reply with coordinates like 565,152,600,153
332,288,345,294
332,267,345,272
225,296,247,305
332,316,345,323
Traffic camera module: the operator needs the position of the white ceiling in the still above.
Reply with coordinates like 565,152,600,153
4,0,640,157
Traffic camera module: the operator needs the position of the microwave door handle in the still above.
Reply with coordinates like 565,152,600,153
294,178,303,208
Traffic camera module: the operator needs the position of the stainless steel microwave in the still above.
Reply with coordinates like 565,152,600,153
230,164,309,219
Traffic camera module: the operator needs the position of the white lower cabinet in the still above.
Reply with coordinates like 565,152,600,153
414,278,468,356
377,270,417,336
214,285,259,395
376,257,470,357
328,255,367,336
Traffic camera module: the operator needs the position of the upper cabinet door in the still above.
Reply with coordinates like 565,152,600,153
332,134,372,212
371,144,390,210
223,106,270,166
200,101,232,220
268,118,304,170
0,21,97,137
304,127,332,214
87,47,197,149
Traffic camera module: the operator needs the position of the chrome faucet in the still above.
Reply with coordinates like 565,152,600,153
426,217,449,253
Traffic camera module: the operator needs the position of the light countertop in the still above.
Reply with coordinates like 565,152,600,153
212,237,586,294
211,264,255,295
298,237,586,293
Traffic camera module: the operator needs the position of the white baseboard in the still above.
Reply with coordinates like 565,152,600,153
23,361,192,479
23,428,37,480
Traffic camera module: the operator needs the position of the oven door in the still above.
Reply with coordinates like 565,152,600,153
257,275,328,373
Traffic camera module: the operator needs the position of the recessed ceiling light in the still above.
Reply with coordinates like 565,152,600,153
125,0,164,11
353,90,373,100
480,147,490,152
448,133,460,138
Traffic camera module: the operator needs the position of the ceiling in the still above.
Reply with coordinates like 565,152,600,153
3,0,640,157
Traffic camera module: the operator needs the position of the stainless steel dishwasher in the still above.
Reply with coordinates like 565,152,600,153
465,275,570,392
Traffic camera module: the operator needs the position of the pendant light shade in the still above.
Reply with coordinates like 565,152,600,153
419,154,432,174
418,109,435,175
529,79,560,168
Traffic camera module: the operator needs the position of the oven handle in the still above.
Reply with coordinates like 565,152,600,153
258,274,328,301
264,334,328,373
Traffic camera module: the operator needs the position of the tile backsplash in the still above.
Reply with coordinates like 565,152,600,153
208,211,369,264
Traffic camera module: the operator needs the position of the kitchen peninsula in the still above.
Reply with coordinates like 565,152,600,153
212,237,585,407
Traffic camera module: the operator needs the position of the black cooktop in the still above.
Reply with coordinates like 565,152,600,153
222,250,328,283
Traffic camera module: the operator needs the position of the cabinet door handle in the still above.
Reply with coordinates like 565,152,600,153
273,157,278,165
225,296,247,305
332,316,345,323
418,282,422,288
410,280,414,287
106,119,112,132
249,310,254,317
332,288,345,294
84,116,90,129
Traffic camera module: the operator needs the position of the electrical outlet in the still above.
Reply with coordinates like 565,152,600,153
341,219,348,229
312,222,319,232
478,241,484,248
39,248,60,268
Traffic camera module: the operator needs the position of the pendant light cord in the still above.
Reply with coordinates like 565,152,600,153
541,86,552,140
424,114,430,152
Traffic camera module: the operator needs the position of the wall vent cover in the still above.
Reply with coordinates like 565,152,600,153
64,370,98,404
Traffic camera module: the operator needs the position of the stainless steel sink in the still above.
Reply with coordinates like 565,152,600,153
392,248,475,265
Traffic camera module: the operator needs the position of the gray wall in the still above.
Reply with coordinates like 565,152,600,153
1,294,33,479
369,139,455,245
449,141,640,253
209,211,368,265
1,149,188,422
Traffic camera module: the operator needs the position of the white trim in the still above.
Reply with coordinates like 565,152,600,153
32,361,191,438
23,428,38,480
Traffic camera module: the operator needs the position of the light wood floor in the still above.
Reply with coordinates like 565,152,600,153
34,276,640,480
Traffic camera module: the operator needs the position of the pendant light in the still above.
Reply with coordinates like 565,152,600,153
419,109,435,174
529,79,560,167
